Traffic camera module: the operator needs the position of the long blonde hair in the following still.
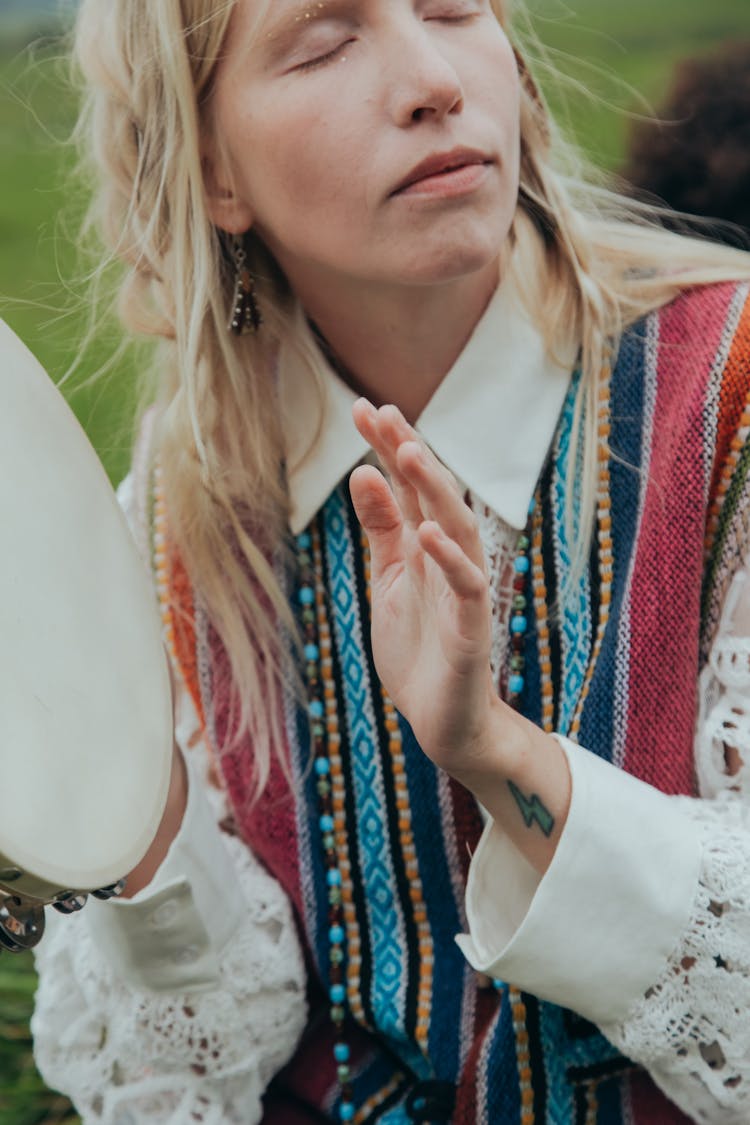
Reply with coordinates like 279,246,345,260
72,0,750,793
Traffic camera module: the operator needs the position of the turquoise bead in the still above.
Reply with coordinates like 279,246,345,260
298,586,315,606
296,533,312,550
511,615,528,634
513,556,530,574
329,924,344,944
334,1043,350,1062
509,674,524,694
340,1103,355,1122
327,868,342,887
309,699,325,719
315,756,330,775
319,814,334,832
330,983,346,1004
304,643,319,662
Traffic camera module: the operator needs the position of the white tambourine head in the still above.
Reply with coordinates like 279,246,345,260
0,321,173,900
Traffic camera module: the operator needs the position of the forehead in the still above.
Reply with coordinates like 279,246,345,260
224,0,510,40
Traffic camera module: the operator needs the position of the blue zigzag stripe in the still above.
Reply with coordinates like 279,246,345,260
322,488,412,1047
551,371,592,734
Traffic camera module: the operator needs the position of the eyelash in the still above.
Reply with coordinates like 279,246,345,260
297,38,356,71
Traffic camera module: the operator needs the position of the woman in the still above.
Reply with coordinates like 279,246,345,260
31,0,750,1122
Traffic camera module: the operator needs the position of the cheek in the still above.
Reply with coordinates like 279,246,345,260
485,41,521,137
234,98,369,226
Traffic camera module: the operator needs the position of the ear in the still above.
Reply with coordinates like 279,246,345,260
201,153,254,234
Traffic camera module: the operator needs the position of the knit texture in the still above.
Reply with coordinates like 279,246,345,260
160,282,750,1124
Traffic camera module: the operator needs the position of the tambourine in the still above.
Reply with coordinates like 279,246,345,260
0,320,172,952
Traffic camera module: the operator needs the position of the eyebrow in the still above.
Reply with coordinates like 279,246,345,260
262,0,355,57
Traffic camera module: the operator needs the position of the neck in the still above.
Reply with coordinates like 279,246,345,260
295,260,501,424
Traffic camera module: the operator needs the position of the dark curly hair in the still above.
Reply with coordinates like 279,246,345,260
622,42,750,245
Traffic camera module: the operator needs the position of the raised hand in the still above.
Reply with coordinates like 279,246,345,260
349,399,571,873
349,399,504,778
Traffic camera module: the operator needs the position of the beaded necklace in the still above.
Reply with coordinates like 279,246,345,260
293,505,533,1123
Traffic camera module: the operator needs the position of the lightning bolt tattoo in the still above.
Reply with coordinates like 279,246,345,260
507,781,555,837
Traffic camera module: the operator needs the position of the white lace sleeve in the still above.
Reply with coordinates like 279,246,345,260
459,503,750,1122
31,827,307,1124
30,473,307,1123
598,563,750,1123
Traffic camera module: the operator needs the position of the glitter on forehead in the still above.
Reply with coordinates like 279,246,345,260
262,0,333,41
296,2,328,21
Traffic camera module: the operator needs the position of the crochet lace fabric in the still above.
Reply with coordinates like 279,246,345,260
33,814,307,1124
32,475,306,1123
600,574,750,1123
605,796,750,1123
470,491,519,686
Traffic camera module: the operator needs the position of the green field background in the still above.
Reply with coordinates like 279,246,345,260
0,1,748,1122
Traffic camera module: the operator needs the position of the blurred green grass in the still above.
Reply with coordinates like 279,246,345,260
0,36,140,490
0,3,747,1123
0,954,77,1125
527,0,749,166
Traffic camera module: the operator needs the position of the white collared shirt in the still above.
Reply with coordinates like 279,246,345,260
280,264,576,534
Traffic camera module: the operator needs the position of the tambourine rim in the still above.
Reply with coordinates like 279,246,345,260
0,320,173,895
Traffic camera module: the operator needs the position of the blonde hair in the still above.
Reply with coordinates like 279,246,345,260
73,0,750,793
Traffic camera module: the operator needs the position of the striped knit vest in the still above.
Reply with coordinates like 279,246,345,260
154,281,750,1124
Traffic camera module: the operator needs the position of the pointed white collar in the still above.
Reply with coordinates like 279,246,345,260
279,250,578,534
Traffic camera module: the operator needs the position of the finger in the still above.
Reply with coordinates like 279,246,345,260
418,520,489,606
352,400,424,527
349,464,404,577
398,442,485,572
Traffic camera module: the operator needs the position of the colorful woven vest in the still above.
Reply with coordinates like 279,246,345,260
150,281,750,1124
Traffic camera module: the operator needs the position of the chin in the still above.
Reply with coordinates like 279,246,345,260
398,237,506,287
396,207,511,284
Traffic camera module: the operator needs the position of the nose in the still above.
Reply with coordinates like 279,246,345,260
386,23,464,127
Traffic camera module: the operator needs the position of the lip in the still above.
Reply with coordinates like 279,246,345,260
390,147,493,196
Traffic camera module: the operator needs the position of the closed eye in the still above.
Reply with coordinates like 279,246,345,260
296,37,357,71
422,0,485,22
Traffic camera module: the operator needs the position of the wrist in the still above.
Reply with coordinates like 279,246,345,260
451,706,571,875
449,696,531,795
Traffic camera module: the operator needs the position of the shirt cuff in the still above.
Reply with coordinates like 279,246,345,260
456,736,703,1025
85,749,243,993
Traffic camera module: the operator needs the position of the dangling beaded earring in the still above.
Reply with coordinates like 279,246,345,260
228,234,262,335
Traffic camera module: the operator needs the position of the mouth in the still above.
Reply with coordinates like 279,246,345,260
390,148,493,196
